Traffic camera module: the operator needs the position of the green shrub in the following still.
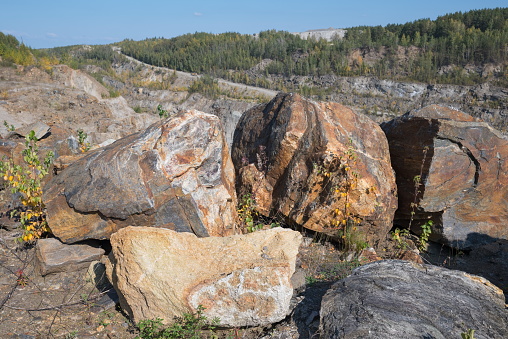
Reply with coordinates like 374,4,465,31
188,75,221,99
136,306,219,339
0,130,54,242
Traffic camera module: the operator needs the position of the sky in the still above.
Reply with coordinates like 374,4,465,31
1,0,507,49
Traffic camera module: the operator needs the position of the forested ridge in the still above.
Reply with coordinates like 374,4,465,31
114,7,508,86
1,7,506,91
0,32,35,66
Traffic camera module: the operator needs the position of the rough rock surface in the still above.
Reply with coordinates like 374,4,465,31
36,238,105,275
382,105,508,249
44,109,237,243
0,65,159,145
320,260,508,339
105,226,302,327
232,93,397,245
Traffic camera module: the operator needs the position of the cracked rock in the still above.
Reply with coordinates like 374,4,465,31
106,226,302,327
382,105,508,250
43,109,237,243
232,93,397,246
320,260,508,339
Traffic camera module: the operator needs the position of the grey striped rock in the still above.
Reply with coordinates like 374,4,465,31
43,110,237,243
320,260,508,339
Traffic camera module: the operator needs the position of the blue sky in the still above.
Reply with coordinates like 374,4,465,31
1,0,506,49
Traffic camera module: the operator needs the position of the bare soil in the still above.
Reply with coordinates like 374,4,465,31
0,226,375,339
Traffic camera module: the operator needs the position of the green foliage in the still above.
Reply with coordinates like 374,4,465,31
237,193,259,232
136,305,219,339
306,259,363,285
187,75,221,99
0,32,35,66
315,140,373,251
418,220,433,251
0,130,54,242
237,193,280,233
391,228,411,250
77,129,91,152
156,104,169,119
108,88,121,98
114,8,508,86
3,120,15,131
64,331,78,339
461,329,476,339
406,147,434,253
44,44,126,71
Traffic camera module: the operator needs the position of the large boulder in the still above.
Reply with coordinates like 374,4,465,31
320,260,508,339
105,226,302,327
231,93,397,246
382,105,508,250
44,110,237,243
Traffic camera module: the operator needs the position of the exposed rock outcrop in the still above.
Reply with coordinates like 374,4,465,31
52,65,109,100
320,260,508,339
382,105,508,250
44,110,237,243
232,93,397,245
106,226,302,327
0,65,159,145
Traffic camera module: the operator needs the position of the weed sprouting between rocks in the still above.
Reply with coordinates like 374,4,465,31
313,139,375,251
136,305,220,339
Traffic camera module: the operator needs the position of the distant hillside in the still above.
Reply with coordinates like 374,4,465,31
1,7,507,134
106,7,507,88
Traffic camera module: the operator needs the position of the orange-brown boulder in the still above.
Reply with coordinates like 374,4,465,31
382,105,508,250
232,93,397,246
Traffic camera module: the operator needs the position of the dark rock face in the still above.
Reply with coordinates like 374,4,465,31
232,93,397,245
44,110,237,244
382,105,508,250
320,260,508,339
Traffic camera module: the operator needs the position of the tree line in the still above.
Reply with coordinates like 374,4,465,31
116,7,508,86
0,32,34,66
1,7,506,88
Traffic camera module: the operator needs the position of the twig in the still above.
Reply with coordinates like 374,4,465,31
2,288,114,312
0,281,18,310
0,242,34,311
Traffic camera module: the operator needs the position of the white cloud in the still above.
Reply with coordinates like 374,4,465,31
46,33,58,38
193,12,203,16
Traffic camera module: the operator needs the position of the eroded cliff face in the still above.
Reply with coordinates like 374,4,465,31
0,62,270,148
104,53,508,143
267,73,508,131
4,52,503,152
0,65,159,144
